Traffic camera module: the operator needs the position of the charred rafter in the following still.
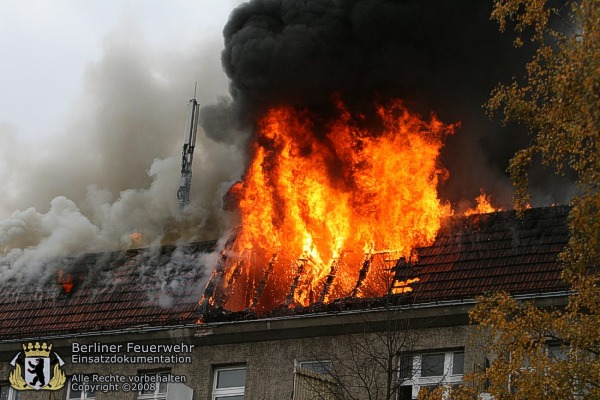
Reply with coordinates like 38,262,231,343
318,257,341,303
250,253,278,310
350,253,373,297
285,259,307,306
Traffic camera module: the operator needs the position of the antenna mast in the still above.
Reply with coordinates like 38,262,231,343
177,88,200,210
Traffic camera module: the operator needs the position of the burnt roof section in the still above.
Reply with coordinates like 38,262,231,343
201,206,571,322
0,242,215,341
0,207,570,337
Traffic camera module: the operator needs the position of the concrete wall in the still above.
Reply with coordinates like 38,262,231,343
0,303,478,399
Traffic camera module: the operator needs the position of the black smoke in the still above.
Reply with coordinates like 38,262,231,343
203,0,572,208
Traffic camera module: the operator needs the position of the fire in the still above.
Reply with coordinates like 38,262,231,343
129,232,143,247
392,278,421,294
220,100,457,311
464,190,501,216
57,271,74,294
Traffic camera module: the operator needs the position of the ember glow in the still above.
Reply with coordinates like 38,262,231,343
216,100,458,311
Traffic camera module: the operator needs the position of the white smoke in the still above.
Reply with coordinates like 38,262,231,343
0,19,246,280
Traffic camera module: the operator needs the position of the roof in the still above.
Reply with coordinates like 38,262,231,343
0,207,570,339
203,206,571,321
407,205,570,302
0,242,214,341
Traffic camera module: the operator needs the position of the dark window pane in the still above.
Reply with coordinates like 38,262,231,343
398,385,413,400
140,381,154,395
452,352,464,375
421,354,444,377
399,355,413,380
0,386,9,400
69,386,83,398
217,368,246,389
300,360,333,374
548,344,568,361
158,380,168,393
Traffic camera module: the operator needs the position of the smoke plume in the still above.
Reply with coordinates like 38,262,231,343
0,1,576,282
203,0,574,209
0,22,244,280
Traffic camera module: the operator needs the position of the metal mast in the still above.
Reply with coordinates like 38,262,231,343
177,92,200,210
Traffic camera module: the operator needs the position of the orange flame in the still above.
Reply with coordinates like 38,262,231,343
129,232,143,248
222,100,457,311
57,271,74,294
392,277,421,294
464,190,502,216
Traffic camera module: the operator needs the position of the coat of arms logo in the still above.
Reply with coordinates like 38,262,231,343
8,342,66,391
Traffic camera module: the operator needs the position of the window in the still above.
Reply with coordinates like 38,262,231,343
421,353,445,377
548,343,568,361
297,360,334,375
138,372,168,400
0,384,21,400
67,377,95,400
136,371,193,400
399,350,464,399
212,366,246,400
452,351,465,375
293,360,336,400
509,343,573,395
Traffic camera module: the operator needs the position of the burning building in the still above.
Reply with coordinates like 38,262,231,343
0,0,581,399
0,206,571,399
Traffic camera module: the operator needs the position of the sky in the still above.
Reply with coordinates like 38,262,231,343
0,0,240,143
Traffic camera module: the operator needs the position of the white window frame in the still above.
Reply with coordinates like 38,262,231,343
66,376,96,400
212,366,246,400
137,371,169,400
0,384,22,400
399,350,464,399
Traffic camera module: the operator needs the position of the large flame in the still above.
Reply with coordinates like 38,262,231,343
220,100,457,311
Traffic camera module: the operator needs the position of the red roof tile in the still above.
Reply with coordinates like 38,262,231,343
402,206,570,302
0,242,213,340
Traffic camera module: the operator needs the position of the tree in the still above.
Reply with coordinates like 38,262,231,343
291,255,444,400
312,296,419,400
487,0,600,270
434,1,600,399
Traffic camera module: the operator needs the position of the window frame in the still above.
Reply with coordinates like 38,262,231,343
66,376,96,400
211,365,246,400
0,384,22,400
399,350,465,399
137,371,170,400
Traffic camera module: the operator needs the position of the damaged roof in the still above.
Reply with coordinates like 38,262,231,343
203,206,571,321
0,242,214,341
0,206,571,339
